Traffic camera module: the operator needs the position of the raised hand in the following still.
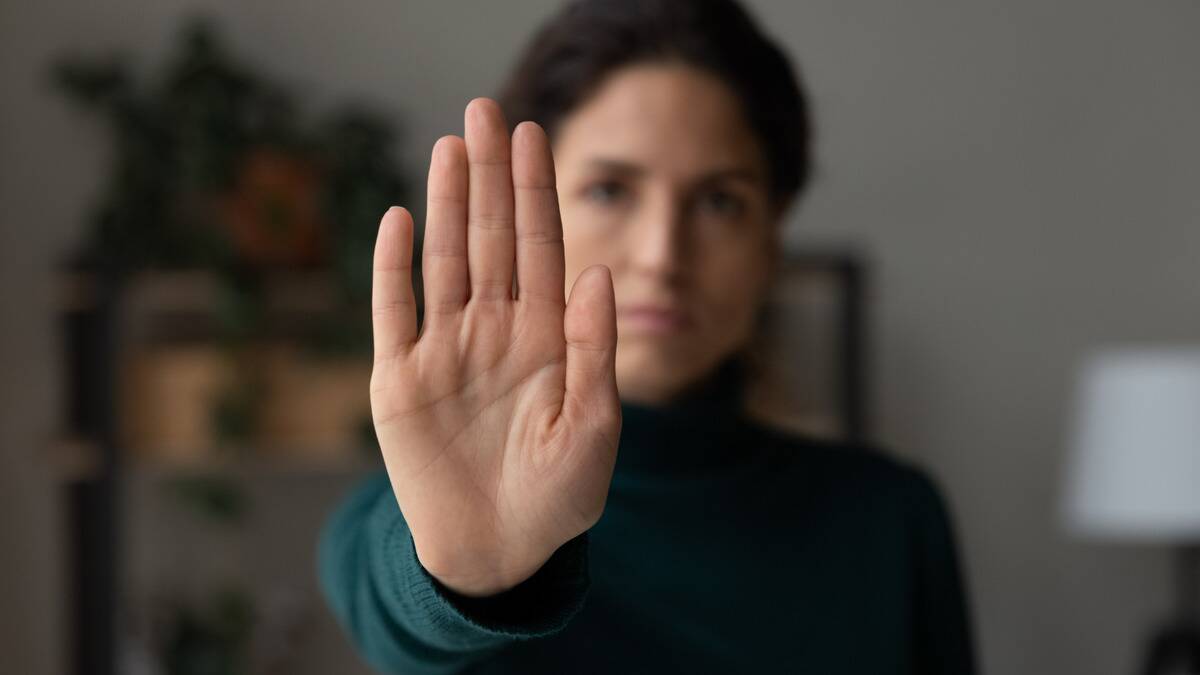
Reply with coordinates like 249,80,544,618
369,98,621,597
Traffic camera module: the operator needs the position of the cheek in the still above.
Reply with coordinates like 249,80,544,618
560,182,637,253
561,213,616,288
695,248,770,346
701,247,767,316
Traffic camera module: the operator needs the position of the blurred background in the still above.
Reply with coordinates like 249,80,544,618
2,1,1199,674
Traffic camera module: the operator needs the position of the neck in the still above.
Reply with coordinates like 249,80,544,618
613,354,758,477
620,353,749,409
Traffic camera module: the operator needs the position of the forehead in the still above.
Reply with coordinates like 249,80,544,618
552,62,764,180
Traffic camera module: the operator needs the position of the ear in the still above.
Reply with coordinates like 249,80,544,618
741,223,780,373
760,221,782,299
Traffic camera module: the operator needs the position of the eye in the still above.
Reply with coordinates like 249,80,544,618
697,189,745,218
584,180,627,205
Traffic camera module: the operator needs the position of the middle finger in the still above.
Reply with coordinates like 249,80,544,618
464,97,516,303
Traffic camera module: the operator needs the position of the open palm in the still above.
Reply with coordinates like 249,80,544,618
369,98,621,597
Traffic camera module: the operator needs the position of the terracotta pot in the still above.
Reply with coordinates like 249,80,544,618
254,342,372,460
217,147,328,268
120,345,235,463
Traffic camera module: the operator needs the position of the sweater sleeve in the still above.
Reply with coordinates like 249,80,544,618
316,471,591,675
906,469,979,675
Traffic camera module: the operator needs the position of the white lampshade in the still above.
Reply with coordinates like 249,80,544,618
1061,346,1200,541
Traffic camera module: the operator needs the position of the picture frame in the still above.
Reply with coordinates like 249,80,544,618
743,249,870,444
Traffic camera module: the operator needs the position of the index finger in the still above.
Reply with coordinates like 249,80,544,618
372,206,418,360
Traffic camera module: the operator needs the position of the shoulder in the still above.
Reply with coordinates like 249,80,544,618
747,418,954,522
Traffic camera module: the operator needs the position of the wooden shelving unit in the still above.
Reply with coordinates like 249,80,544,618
54,264,382,675
57,264,121,675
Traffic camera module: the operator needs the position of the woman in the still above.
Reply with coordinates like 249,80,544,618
318,0,977,673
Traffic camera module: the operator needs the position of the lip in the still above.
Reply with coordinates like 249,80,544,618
617,304,693,334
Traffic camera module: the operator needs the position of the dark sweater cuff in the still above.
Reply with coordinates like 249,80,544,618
383,513,591,652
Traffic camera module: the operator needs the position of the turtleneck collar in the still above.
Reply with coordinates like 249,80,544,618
613,355,763,478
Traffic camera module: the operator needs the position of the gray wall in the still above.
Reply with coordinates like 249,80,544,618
3,1,1198,673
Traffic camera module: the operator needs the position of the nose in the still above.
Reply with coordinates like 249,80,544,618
627,193,688,283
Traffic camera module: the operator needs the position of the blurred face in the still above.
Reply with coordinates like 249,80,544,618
553,62,780,405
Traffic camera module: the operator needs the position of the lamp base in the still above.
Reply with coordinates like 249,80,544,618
1141,622,1200,675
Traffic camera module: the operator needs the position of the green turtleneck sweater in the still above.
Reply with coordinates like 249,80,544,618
317,361,977,674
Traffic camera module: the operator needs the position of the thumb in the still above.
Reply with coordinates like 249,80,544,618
563,264,619,421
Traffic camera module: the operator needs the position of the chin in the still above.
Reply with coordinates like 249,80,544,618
615,341,716,405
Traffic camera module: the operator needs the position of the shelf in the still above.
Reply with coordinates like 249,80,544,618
46,435,105,482
56,272,102,313
125,269,342,317
56,268,346,316
46,435,381,481
130,453,382,479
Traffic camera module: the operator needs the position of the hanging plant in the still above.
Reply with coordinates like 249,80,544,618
49,15,413,357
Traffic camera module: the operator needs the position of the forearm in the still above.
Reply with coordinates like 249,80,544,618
316,472,591,674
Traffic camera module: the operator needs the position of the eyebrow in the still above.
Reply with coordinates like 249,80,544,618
584,158,763,185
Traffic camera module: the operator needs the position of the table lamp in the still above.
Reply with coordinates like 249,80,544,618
1061,346,1200,675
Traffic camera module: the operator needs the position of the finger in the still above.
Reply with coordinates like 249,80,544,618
512,121,565,309
563,265,620,422
464,97,516,303
422,135,470,322
372,206,418,360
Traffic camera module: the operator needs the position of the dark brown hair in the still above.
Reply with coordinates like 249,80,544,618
495,0,814,214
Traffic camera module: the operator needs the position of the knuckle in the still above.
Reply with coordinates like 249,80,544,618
470,278,514,302
470,212,515,230
372,299,414,316
515,229,562,246
426,300,462,315
422,245,467,259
